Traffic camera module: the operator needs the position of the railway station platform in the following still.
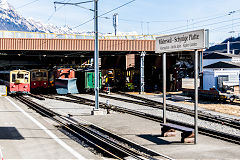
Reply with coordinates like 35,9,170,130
79,111,240,159
0,96,101,159
1,94,240,159
27,93,240,159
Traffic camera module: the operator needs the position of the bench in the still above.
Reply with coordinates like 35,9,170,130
160,123,194,143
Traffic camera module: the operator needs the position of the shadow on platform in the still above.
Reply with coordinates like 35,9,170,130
0,127,24,140
137,134,180,145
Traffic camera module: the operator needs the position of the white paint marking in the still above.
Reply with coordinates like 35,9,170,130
6,97,86,160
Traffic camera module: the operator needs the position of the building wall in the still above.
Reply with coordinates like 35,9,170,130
203,69,240,90
203,71,215,90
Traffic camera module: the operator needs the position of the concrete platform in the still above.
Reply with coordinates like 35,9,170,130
0,97,102,159
76,113,240,159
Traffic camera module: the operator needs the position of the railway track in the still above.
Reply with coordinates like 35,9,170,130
113,92,240,130
39,94,240,145
14,95,168,160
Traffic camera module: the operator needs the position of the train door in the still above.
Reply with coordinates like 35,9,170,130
10,72,18,92
85,72,93,88
85,72,102,89
17,72,30,92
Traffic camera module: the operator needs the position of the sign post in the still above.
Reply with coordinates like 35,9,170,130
156,29,209,144
163,52,166,124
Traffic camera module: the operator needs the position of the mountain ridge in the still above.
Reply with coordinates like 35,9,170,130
0,0,78,34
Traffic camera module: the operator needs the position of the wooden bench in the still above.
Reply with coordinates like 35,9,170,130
160,123,194,143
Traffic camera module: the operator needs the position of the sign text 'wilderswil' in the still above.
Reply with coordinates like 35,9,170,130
155,29,209,53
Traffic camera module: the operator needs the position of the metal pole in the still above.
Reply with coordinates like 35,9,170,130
94,0,99,110
194,50,198,144
140,51,146,94
163,52,166,124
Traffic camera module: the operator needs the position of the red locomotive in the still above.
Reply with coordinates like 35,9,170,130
30,69,48,92
0,70,30,94
56,68,75,79
55,68,79,94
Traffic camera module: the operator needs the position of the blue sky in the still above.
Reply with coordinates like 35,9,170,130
6,0,240,43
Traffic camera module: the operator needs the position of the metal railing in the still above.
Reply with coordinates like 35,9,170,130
0,30,161,40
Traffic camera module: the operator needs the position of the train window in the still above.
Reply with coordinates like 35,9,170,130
36,72,43,77
17,74,24,79
24,74,29,80
43,72,47,77
12,74,16,82
32,72,36,78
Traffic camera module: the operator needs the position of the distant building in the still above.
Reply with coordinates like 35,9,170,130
203,54,240,95
203,52,240,67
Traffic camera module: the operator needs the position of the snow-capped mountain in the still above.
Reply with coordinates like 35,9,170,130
0,0,78,34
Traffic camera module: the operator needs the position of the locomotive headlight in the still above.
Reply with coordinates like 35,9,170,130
12,85,15,88
34,83,36,85
44,82,46,85
24,85,28,88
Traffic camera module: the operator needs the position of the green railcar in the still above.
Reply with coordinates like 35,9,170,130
76,70,102,93
85,71,102,89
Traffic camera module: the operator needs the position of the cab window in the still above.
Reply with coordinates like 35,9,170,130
43,72,47,77
32,72,36,79
12,74,16,82
24,74,29,80
36,72,43,77
17,74,24,79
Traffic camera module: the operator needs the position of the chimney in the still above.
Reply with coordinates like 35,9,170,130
227,41,230,54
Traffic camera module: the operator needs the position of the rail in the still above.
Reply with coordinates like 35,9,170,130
43,94,240,145
0,30,161,40
15,95,166,160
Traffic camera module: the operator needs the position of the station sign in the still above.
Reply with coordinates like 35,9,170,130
155,29,209,53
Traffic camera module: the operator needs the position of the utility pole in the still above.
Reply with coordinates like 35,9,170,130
94,0,99,111
54,0,100,112
113,13,118,36
140,51,146,94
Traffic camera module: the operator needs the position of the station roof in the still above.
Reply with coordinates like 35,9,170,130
0,38,155,52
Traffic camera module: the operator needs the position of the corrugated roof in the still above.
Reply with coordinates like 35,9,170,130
0,38,155,51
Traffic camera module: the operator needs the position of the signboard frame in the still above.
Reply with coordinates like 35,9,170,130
156,29,209,144
155,29,209,53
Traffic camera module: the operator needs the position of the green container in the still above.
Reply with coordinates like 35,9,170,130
85,72,102,89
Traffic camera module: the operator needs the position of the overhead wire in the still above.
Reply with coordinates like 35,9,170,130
16,0,40,9
211,20,240,32
152,9,240,35
73,0,136,29
155,14,232,34
47,0,72,22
